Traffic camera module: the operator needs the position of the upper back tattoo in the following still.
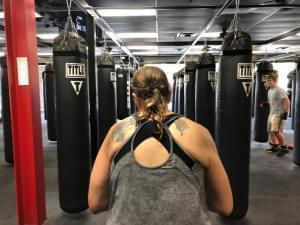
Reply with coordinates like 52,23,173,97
173,118,188,136
112,116,137,143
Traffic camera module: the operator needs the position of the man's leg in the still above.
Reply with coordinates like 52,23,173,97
274,131,285,146
269,132,279,145
266,132,280,153
274,119,289,157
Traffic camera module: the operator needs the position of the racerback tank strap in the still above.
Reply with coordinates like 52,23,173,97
130,119,174,156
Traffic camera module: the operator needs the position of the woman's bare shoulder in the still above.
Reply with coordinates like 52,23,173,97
110,116,137,142
105,116,137,159
169,116,212,168
170,116,210,137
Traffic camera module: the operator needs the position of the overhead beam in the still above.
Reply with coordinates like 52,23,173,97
258,53,298,62
246,0,296,32
92,4,300,10
36,4,300,12
176,0,234,64
262,26,300,44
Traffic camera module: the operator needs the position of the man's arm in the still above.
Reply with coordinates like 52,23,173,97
279,88,290,120
283,95,290,113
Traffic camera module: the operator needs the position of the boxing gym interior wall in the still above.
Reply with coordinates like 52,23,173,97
1,0,300,225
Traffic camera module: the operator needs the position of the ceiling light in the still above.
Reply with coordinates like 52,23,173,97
260,44,288,51
38,52,53,56
127,45,158,50
190,45,204,49
200,32,221,38
132,51,159,56
97,9,156,17
0,11,42,19
116,33,158,39
37,33,58,40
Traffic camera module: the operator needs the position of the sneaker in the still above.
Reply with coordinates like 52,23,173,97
266,145,279,153
276,147,290,157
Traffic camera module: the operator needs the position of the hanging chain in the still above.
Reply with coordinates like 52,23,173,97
235,0,240,17
103,35,108,51
59,0,75,46
203,39,208,52
234,0,240,32
229,0,241,33
228,0,243,48
64,0,76,33
66,0,73,16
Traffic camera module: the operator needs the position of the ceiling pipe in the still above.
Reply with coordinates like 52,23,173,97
262,26,300,45
246,0,295,32
39,4,300,12
93,4,300,10
258,53,297,62
176,0,234,64
72,0,139,64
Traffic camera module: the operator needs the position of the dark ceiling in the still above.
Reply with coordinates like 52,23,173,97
1,0,300,62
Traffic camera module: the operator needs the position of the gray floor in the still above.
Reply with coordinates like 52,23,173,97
0,118,300,225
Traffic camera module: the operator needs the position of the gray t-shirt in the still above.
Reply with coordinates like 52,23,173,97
268,86,286,115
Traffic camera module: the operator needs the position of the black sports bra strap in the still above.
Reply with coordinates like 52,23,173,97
165,114,182,126
130,120,174,155
114,114,195,169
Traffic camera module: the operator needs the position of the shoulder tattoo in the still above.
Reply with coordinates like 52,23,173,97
112,117,136,142
174,119,188,136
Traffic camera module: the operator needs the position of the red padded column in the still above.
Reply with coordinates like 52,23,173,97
3,0,46,224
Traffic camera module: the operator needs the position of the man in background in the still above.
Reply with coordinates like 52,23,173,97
265,70,291,157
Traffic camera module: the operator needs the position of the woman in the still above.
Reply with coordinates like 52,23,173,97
88,66,233,225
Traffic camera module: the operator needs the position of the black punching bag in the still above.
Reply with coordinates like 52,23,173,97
129,69,136,114
96,52,117,157
251,74,256,118
294,63,300,165
175,73,180,113
184,61,196,120
42,71,48,120
53,17,91,213
43,64,57,141
287,71,293,117
1,58,13,164
254,62,273,142
216,31,252,219
195,53,216,137
172,73,177,112
292,70,297,130
116,67,129,119
177,71,184,115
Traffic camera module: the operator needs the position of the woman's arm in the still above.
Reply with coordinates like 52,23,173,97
88,116,137,214
170,118,233,216
204,135,233,216
192,125,233,216
88,129,113,214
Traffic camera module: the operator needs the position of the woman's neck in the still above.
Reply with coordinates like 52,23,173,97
136,106,172,116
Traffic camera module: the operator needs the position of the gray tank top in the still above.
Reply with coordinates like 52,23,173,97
106,115,211,225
